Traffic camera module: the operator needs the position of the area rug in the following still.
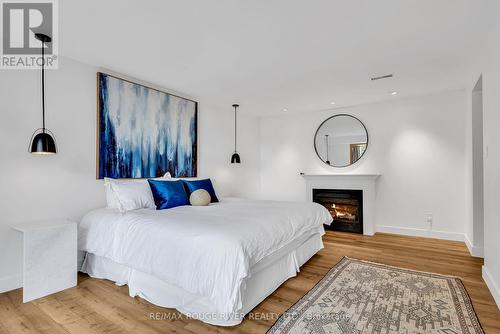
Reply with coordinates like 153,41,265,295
268,257,483,334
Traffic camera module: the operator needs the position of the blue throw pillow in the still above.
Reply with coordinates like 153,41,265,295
183,179,219,203
148,180,189,210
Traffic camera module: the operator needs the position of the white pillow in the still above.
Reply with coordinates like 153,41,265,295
189,189,211,206
104,174,172,211
104,179,121,209
170,176,201,181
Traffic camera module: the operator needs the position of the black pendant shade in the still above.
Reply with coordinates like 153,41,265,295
30,130,57,154
29,33,57,155
231,104,241,164
231,152,241,164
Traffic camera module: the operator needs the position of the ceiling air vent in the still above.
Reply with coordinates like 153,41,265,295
370,74,393,81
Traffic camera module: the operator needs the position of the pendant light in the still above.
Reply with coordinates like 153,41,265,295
29,33,57,154
230,104,241,163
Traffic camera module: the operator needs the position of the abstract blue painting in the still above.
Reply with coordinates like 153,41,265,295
97,73,197,179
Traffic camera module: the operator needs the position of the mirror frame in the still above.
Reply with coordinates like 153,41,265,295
313,114,369,168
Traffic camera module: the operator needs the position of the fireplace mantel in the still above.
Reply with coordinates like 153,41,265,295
302,173,380,236
301,174,380,180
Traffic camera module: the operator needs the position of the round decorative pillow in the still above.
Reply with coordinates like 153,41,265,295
189,189,211,206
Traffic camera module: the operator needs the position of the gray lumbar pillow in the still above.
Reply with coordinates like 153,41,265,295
189,189,211,206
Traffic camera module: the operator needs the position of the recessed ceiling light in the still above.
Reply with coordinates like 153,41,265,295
283,108,288,112
391,91,398,95
330,101,336,105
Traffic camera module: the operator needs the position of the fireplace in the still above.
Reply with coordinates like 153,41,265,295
313,189,363,234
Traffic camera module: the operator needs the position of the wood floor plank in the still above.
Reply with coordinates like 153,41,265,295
0,289,69,334
0,231,499,333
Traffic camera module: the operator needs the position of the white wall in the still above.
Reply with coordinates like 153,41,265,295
259,90,467,240
0,57,260,292
465,8,500,308
470,80,484,257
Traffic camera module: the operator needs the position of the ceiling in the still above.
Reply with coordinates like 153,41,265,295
60,0,496,116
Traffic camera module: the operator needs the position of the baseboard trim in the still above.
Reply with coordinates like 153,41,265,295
483,266,500,310
376,225,464,242
0,274,22,294
464,234,484,258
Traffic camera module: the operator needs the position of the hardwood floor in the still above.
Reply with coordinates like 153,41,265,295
1,232,499,333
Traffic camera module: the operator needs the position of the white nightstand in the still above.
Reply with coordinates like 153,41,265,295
11,220,77,303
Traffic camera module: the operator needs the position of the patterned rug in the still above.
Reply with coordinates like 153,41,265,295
268,257,483,334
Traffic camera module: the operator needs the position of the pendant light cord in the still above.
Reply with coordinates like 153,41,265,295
325,135,329,161
234,105,237,152
41,38,46,133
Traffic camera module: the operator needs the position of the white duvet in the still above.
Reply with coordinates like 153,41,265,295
79,200,331,315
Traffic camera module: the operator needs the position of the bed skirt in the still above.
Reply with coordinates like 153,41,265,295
80,232,324,326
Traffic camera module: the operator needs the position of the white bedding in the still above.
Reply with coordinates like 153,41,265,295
78,199,331,315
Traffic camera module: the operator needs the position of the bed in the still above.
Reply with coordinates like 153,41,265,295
78,199,331,326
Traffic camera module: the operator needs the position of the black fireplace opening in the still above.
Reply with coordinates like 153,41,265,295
313,189,363,234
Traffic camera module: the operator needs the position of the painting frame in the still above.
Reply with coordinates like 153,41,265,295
96,72,198,179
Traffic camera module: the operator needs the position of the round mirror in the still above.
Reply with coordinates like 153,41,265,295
314,114,368,167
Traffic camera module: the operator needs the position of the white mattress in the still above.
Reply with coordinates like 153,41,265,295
81,231,324,326
78,199,331,324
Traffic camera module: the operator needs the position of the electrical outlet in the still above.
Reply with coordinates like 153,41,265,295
425,213,433,230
